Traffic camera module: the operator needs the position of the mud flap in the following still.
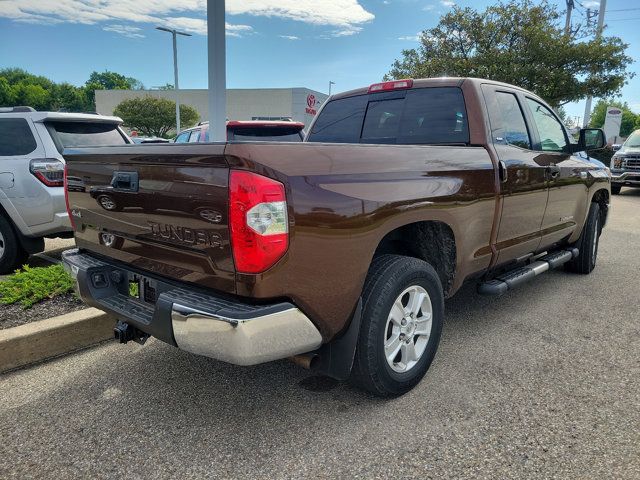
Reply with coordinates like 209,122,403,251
314,298,362,381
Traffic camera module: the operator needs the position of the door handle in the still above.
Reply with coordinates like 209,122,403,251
546,165,561,180
498,161,508,183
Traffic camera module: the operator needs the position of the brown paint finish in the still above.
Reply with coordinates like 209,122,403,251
63,78,610,342
226,142,496,338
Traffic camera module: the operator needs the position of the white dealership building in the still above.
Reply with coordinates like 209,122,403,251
95,88,328,128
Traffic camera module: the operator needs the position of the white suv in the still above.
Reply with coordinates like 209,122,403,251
0,107,131,273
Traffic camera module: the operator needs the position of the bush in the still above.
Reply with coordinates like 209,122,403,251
0,265,75,308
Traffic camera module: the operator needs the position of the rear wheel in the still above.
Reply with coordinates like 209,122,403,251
611,185,622,195
566,202,601,274
0,216,27,274
350,255,444,397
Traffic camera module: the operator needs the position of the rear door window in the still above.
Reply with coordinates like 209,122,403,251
487,91,532,149
0,118,37,156
47,122,128,149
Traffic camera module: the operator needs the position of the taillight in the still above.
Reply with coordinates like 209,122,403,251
229,170,288,274
30,158,64,187
368,79,414,93
63,164,75,230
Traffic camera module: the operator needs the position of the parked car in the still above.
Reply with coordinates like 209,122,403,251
0,106,131,273
62,78,609,397
174,120,305,143
610,129,640,194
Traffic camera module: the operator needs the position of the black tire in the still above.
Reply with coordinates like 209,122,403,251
611,185,622,195
0,215,27,274
350,255,444,397
97,195,122,212
565,202,601,274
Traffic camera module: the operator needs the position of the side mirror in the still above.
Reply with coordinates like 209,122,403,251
612,144,621,152
579,128,605,151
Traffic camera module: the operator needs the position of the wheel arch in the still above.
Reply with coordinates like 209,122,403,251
372,220,457,296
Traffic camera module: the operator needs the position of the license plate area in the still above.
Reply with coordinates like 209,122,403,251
128,274,158,305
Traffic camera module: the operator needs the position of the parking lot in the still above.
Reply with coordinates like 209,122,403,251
1,191,638,479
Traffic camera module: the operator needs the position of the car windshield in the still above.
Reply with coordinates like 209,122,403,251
47,121,128,148
624,130,640,148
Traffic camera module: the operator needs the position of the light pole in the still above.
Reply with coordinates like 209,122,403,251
329,81,335,96
207,0,227,142
156,26,192,134
582,0,607,127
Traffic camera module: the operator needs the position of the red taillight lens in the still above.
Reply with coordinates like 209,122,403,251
30,158,64,187
229,170,289,274
368,79,414,93
63,164,75,230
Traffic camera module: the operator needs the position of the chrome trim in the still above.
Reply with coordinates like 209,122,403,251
529,260,550,276
612,171,640,183
171,303,323,366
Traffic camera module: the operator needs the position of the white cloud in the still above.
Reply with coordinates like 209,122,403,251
103,24,145,38
0,0,374,38
582,1,600,8
440,0,455,7
279,35,300,40
423,5,436,11
398,33,421,41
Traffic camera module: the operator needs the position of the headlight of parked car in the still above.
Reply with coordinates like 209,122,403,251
611,155,624,169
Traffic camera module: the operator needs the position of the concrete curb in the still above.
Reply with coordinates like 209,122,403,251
0,308,115,374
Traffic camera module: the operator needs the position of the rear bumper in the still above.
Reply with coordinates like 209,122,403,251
62,249,322,365
612,171,640,186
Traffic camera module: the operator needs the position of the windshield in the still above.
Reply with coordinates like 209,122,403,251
624,130,640,148
47,121,128,148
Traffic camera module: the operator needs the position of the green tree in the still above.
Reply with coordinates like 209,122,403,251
589,100,638,137
114,96,199,137
0,77,16,106
86,71,137,90
386,0,633,107
84,70,144,109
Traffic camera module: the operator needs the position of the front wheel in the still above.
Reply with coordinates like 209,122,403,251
350,255,444,397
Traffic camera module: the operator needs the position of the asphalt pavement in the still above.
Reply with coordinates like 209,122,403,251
1,191,639,479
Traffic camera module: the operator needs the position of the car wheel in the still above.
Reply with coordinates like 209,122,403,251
565,202,601,274
350,254,444,397
611,185,622,195
97,195,122,212
0,216,27,274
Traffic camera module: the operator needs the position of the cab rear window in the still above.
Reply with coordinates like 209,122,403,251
308,87,469,145
47,121,128,149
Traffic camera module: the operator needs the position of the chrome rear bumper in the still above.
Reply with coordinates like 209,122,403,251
62,249,323,366
171,303,322,366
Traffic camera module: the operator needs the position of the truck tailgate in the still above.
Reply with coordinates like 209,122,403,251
63,144,235,293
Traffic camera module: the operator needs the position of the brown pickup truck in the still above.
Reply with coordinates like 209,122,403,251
62,78,610,396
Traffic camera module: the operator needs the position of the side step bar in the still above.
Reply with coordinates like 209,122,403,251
478,248,579,296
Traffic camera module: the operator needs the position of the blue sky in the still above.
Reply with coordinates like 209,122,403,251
0,0,638,121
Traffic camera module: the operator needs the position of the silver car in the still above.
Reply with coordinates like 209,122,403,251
0,107,131,273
